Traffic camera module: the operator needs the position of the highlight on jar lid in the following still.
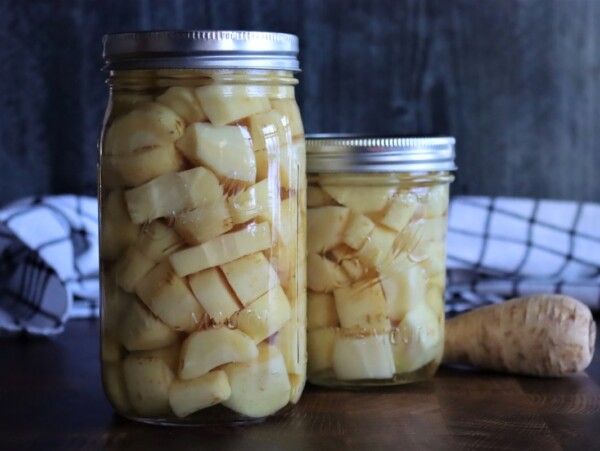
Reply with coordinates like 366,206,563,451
306,135,456,173
103,30,300,71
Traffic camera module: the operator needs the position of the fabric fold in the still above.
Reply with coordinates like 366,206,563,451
0,196,99,334
446,196,600,313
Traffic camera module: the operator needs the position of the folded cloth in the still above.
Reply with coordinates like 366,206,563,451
0,195,598,335
446,196,600,314
0,196,99,335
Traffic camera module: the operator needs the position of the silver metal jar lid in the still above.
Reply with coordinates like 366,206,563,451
306,135,457,173
103,30,300,71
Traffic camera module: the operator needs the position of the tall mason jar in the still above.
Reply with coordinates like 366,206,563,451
305,136,455,387
99,31,307,425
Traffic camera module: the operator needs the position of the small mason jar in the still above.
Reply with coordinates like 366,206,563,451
305,136,455,387
99,31,307,425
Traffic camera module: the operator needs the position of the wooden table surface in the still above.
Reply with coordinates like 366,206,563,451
1,320,599,451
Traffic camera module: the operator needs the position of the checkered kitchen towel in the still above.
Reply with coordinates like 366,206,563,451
446,196,600,314
0,195,598,335
0,196,99,335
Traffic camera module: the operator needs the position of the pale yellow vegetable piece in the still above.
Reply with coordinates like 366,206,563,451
169,222,271,277
104,102,185,155
410,240,446,278
307,186,337,207
266,197,300,290
267,235,297,292
179,327,258,380
393,303,441,373
114,247,156,292
333,334,395,380
273,320,307,375
426,283,446,322
123,351,175,416
237,285,291,343
341,260,366,281
307,253,350,293
119,300,178,351
333,280,389,331
136,220,185,261
247,109,291,152
222,344,291,418
255,140,305,189
253,147,269,183
177,166,226,210
329,245,366,282
227,178,272,225
380,191,418,232
221,252,279,306
421,185,448,218
404,217,447,257
418,216,448,243
307,206,350,254
101,190,139,261
229,196,296,287
281,140,306,190
381,264,427,322
118,298,178,352
135,261,204,332
176,122,256,184
275,197,298,245
137,342,181,373
428,272,446,291
102,144,184,188
125,166,223,224
271,99,304,137
101,273,132,336
156,86,208,123
307,327,337,375
343,213,375,250
195,85,271,126
355,226,397,268
188,268,241,323
169,370,231,418
307,291,339,329
174,199,233,245
103,363,132,414
320,184,396,214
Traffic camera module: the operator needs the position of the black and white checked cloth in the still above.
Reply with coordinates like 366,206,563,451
0,196,99,335
446,196,600,314
0,195,597,335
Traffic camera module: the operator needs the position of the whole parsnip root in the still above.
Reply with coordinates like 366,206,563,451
443,295,596,377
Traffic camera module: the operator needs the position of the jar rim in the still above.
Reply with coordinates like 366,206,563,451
306,134,457,173
103,30,300,71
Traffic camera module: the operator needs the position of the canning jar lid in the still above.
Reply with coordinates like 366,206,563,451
103,30,299,71
306,134,456,173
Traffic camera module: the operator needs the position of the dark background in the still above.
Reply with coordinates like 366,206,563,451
1,0,599,205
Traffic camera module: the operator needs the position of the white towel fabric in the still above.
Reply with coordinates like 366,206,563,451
0,195,598,335
446,196,600,314
0,196,99,335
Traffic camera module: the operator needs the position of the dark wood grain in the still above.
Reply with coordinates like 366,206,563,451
1,0,599,204
0,320,598,451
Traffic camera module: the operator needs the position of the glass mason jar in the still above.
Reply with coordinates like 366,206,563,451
99,31,307,425
305,136,455,387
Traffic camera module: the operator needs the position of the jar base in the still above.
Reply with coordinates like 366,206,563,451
114,403,287,427
121,415,269,427
307,361,439,389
